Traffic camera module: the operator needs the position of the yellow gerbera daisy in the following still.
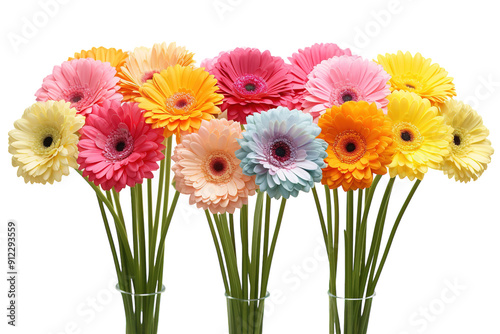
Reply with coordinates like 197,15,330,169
377,51,456,106
8,101,85,184
387,91,453,180
119,42,196,102
137,64,223,138
439,99,494,182
69,47,129,76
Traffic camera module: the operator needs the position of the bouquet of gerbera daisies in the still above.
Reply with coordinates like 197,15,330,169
285,44,494,334
173,47,328,334
8,42,223,334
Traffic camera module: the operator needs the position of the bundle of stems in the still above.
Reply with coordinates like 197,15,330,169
77,136,180,334
205,191,287,334
312,175,421,334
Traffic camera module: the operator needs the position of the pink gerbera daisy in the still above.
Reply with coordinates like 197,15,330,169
172,119,256,214
211,48,292,124
287,43,352,110
36,58,122,116
200,50,230,73
77,100,165,192
302,55,391,122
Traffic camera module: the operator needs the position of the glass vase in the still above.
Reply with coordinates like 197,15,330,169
328,291,376,334
116,283,166,334
225,292,270,334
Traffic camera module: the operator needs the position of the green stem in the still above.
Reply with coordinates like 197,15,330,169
205,211,231,293
312,186,329,249
260,195,272,299
214,213,242,297
345,190,354,334
76,170,134,278
260,198,287,297
241,205,249,299
325,185,341,334
229,214,236,255
96,196,122,281
372,179,422,287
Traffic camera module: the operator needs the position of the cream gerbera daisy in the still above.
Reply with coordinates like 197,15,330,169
387,91,453,180
439,99,494,182
118,42,196,101
377,51,456,106
8,101,85,184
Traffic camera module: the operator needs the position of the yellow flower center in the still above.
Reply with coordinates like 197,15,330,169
393,122,423,152
333,130,367,164
166,90,196,115
203,151,234,183
32,126,61,155
393,74,423,93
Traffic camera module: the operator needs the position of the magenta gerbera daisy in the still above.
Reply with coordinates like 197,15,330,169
287,43,352,110
35,58,122,116
210,48,293,124
77,100,165,192
302,55,391,122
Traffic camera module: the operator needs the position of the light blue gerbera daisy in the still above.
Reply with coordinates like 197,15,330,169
236,107,328,199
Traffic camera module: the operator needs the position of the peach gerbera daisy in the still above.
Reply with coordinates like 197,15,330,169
172,119,257,214
118,42,195,101
318,101,394,191
69,47,129,77
137,65,223,138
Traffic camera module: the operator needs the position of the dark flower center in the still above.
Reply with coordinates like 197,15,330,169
234,74,267,96
213,161,225,172
43,136,53,148
406,84,416,89
271,141,292,162
245,83,256,92
70,94,83,103
175,99,188,108
346,142,356,152
275,147,286,157
342,94,353,102
104,128,134,162
115,141,126,152
453,135,461,146
401,131,412,142
210,157,227,175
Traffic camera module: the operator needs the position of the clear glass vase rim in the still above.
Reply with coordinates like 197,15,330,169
328,290,376,301
115,283,166,297
225,291,270,302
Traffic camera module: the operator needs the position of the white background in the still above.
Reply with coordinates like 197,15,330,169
1,0,500,333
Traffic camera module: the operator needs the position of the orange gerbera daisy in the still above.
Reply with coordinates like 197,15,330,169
69,47,129,76
119,42,195,101
137,65,223,138
318,101,394,191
